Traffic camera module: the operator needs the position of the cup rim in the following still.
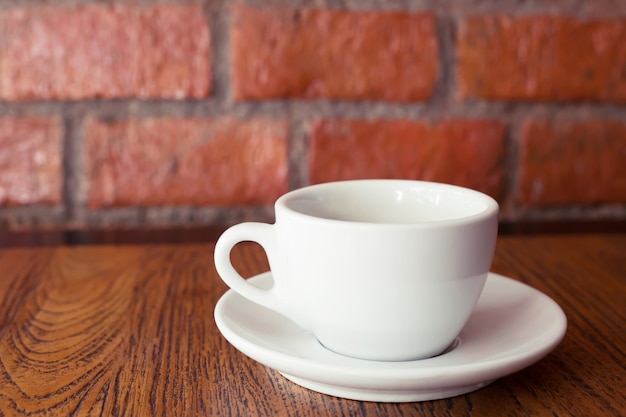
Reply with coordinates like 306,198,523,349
275,179,499,228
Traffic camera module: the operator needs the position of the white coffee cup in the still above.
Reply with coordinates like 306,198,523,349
214,180,499,361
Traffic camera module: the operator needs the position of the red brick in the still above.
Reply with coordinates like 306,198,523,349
231,7,438,101
0,118,62,205
458,15,626,102
0,4,210,101
519,120,626,206
85,118,288,207
309,119,505,198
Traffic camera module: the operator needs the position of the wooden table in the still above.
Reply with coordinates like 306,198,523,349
0,233,624,416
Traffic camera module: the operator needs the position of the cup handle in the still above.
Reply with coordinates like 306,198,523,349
214,222,293,319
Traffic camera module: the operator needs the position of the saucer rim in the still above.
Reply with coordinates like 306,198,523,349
214,272,567,396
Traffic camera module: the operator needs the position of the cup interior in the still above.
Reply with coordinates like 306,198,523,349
281,180,497,224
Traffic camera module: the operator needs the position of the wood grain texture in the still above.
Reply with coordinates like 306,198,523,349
0,236,624,416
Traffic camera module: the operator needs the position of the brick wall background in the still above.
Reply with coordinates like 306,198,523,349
0,0,625,230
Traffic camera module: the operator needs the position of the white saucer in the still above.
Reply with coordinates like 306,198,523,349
214,272,567,402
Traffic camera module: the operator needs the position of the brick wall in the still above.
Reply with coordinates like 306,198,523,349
0,0,625,230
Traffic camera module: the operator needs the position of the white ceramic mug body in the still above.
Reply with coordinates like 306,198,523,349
214,180,499,361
